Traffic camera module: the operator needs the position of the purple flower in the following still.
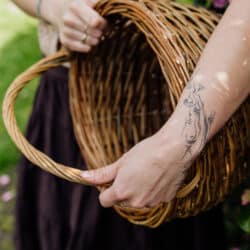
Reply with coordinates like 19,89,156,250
213,0,229,8
1,191,14,203
241,189,250,206
0,174,10,187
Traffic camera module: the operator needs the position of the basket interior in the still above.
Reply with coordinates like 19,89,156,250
68,2,249,226
77,16,173,164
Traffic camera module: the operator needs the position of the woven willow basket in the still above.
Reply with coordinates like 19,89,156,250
2,0,250,228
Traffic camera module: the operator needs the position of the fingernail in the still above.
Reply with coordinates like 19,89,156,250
81,171,93,179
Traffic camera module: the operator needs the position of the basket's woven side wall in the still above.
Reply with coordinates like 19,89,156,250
69,0,250,228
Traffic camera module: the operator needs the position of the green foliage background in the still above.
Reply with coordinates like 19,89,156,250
0,0,40,173
0,1,40,249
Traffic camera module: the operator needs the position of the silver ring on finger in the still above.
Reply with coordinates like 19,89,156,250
81,32,88,44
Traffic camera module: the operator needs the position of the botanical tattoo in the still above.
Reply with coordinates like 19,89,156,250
182,82,215,159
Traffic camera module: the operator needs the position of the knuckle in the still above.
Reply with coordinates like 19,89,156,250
130,199,145,209
69,2,78,12
99,193,108,207
62,14,73,26
60,36,68,46
113,186,127,201
89,17,101,28
93,29,102,38
62,27,70,37
91,38,99,46
89,172,98,183
84,45,92,53
99,169,108,180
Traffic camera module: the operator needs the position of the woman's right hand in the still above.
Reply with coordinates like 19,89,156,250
53,0,107,53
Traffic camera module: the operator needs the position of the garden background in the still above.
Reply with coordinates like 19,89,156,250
0,0,249,249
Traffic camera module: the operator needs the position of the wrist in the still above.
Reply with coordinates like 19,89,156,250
156,117,203,164
39,0,63,27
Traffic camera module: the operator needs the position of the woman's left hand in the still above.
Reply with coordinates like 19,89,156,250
81,129,192,208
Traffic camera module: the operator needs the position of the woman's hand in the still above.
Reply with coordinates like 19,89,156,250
80,0,250,210
52,0,107,52
81,129,192,208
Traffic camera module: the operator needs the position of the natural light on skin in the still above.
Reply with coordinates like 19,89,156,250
214,71,233,97
229,19,244,27
216,71,229,85
210,83,229,98
192,74,205,83
189,69,246,99
195,71,229,98
242,59,249,67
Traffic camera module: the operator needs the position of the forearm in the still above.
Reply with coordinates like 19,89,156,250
160,0,250,160
12,0,62,25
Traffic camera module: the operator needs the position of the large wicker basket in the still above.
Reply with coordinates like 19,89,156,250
2,0,250,228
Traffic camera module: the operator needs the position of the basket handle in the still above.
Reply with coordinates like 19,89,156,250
2,48,94,185
3,0,199,195
2,0,177,188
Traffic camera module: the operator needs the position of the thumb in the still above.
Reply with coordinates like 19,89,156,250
81,162,119,185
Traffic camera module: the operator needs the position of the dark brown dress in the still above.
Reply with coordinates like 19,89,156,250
15,66,227,250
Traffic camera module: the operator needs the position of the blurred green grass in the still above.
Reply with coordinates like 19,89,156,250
0,1,41,249
0,0,41,173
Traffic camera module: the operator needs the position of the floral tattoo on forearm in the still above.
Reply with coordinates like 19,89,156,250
182,82,215,159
